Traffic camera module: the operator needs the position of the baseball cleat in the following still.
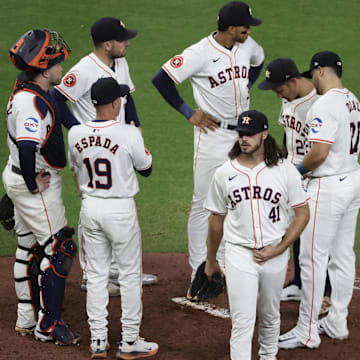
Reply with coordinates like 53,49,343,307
280,283,301,301
318,321,348,340
278,329,304,349
141,273,158,286
108,281,121,297
90,339,110,359
81,277,87,292
15,325,35,336
116,337,158,359
186,289,198,302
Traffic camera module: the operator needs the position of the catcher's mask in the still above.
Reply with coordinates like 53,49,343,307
9,29,70,74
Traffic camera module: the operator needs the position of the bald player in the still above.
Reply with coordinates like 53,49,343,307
279,51,360,349
68,77,158,359
205,110,310,360
152,1,264,297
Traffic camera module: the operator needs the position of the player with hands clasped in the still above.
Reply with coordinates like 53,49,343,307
152,1,264,297
278,51,360,350
68,77,158,359
2,29,79,345
55,16,157,292
205,110,310,360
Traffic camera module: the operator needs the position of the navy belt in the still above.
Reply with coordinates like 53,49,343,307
11,165,22,175
218,121,237,130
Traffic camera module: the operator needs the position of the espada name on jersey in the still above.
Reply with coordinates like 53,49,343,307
227,185,282,209
74,135,119,155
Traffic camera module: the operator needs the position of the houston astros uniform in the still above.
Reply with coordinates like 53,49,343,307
289,88,360,347
68,119,152,343
279,88,318,166
162,33,264,276
205,156,309,359
55,54,134,124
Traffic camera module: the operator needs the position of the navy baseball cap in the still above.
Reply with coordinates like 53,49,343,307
91,17,137,43
91,77,130,106
218,2,262,28
235,110,269,134
258,58,300,90
302,51,342,78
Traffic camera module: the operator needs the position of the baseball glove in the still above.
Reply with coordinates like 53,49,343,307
0,193,15,231
189,261,225,301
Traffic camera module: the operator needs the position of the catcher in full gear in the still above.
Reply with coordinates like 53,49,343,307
2,29,80,345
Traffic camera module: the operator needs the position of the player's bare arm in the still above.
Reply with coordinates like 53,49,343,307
205,212,225,278
189,109,219,134
253,203,310,265
302,142,331,171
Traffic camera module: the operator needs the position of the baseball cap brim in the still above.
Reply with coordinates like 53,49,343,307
234,124,261,134
116,28,137,41
301,70,312,78
247,17,262,26
258,79,283,90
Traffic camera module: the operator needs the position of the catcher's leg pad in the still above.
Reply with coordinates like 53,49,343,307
189,261,225,301
14,232,40,328
38,227,78,345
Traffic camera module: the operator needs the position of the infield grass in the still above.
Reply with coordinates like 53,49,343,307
0,0,360,263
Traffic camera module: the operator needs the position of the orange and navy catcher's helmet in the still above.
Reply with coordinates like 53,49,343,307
9,29,70,73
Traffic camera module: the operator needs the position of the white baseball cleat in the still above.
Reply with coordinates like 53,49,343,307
278,329,304,349
90,339,110,359
280,283,301,301
141,273,158,286
116,337,159,359
15,325,35,336
108,281,121,297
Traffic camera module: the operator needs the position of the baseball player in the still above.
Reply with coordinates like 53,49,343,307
258,58,333,313
54,17,157,291
205,110,310,360
278,51,360,349
2,29,79,345
152,1,264,297
68,77,158,359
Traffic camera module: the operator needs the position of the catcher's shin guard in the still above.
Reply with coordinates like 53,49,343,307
14,232,41,328
37,227,78,345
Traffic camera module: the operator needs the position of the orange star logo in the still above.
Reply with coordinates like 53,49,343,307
242,116,252,125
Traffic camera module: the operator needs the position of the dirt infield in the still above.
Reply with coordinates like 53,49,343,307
1,253,360,360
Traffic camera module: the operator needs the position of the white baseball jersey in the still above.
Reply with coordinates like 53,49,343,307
205,158,309,249
6,91,53,171
162,33,264,123
279,89,319,165
56,53,134,124
307,88,360,177
68,120,151,198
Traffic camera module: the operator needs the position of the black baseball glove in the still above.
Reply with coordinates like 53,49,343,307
0,193,15,231
189,261,225,301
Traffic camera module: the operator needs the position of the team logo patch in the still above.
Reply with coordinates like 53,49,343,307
24,117,39,133
63,73,77,87
241,115,252,125
170,56,184,68
145,146,150,156
265,70,271,79
311,117,323,133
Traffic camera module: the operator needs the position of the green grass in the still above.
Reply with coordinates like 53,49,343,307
1,0,360,262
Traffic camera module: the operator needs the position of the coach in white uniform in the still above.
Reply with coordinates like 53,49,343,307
205,110,310,360
279,51,360,349
55,17,157,290
68,77,158,359
152,1,264,297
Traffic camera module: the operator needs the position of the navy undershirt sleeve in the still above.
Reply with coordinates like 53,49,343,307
152,69,194,119
125,94,141,127
51,88,80,129
248,62,264,89
18,140,38,192
137,165,152,177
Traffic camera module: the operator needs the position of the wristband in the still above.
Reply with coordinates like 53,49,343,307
177,102,194,120
296,162,310,175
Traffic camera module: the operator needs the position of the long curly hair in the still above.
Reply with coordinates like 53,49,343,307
229,134,286,167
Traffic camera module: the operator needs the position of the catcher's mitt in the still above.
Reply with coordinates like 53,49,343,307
0,193,15,231
189,261,225,301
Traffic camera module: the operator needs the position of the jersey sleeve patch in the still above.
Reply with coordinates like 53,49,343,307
63,73,77,87
310,117,323,134
170,56,184,68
